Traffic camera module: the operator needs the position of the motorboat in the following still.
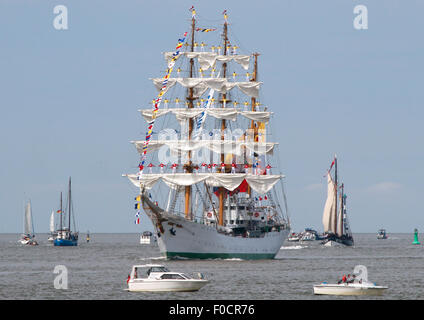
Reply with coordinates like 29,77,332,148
300,228,324,241
377,229,388,239
127,264,209,292
140,231,156,244
287,232,300,242
313,265,388,296
314,282,388,296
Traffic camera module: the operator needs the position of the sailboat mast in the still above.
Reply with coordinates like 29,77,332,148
30,200,35,237
68,177,72,231
184,14,196,220
60,192,63,231
341,183,344,235
334,155,338,233
218,14,229,226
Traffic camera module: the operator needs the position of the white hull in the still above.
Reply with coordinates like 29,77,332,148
18,238,38,246
128,279,208,292
150,209,289,259
314,283,388,296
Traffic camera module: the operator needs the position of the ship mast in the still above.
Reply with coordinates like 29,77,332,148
68,177,72,232
248,53,259,197
184,14,196,220
59,192,63,231
218,13,229,226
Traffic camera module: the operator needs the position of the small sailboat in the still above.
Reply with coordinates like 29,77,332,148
300,228,324,241
320,156,354,247
48,210,57,242
18,200,38,246
54,177,79,246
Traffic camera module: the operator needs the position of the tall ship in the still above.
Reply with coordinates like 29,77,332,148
321,156,354,246
54,177,79,246
124,8,290,259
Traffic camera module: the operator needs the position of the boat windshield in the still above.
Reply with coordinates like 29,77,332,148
160,273,186,280
149,266,170,273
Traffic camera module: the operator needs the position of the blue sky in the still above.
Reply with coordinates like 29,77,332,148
1,0,423,233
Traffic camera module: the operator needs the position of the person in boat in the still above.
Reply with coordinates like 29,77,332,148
338,274,347,284
347,274,356,284
134,268,138,279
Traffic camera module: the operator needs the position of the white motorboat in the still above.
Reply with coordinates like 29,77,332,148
287,232,300,242
377,229,388,239
313,282,388,296
140,231,156,245
127,264,209,292
313,265,388,296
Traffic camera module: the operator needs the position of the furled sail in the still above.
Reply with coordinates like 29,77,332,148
124,173,283,194
163,52,251,70
322,173,336,233
132,140,277,156
24,202,32,235
139,108,272,124
151,78,261,98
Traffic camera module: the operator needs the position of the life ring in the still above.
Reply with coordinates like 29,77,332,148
207,212,212,218
254,212,260,218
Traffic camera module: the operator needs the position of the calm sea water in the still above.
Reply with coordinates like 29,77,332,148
0,233,423,300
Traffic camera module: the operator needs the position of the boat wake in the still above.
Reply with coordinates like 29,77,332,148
140,256,166,261
280,245,306,250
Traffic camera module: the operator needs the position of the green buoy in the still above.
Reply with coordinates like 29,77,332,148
413,228,420,245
